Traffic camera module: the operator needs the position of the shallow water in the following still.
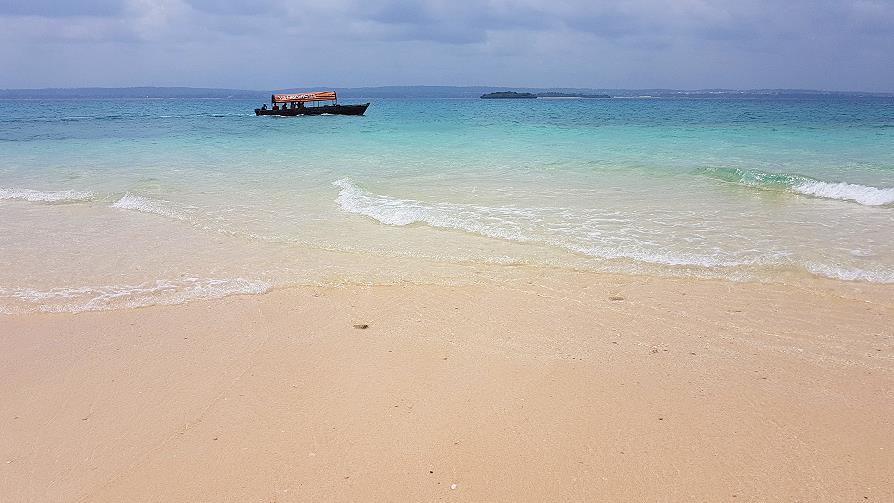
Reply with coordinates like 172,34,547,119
1,96,892,312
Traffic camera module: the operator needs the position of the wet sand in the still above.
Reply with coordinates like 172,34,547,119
1,271,892,501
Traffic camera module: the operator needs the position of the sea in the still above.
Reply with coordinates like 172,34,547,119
1,96,892,312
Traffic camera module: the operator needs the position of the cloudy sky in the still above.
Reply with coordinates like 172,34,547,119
2,0,892,91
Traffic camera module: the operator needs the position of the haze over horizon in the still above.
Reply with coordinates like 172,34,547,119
1,0,893,93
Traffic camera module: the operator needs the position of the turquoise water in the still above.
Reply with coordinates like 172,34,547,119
1,97,893,312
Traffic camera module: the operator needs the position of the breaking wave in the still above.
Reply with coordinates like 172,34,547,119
333,178,894,283
791,180,894,206
334,179,769,270
0,187,95,203
110,193,192,221
334,178,530,233
700,167,894,206
0,278,271,314
803,263,894,283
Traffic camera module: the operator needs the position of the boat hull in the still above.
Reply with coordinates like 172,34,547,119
255,103,369,116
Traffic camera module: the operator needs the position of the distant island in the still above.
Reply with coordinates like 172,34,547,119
480,91,537,99
481,91,612,99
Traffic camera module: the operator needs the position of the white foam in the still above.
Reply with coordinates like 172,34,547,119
333,178,535,240
111,193,189,220
0,278,271,313
804,263,894,283
333,179,773,270
334,178,422,226
568,244,777,269
109,193,276,242
0,187,94,203
333,179,894,283
792,180,894,206
703,167,894,207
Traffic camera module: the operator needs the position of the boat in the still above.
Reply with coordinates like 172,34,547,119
254,91,369,116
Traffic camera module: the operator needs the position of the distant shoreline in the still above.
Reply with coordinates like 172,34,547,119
481,91,613,99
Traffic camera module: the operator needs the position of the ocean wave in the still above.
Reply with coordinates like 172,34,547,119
333,178,539,240
0,187,95,203
333,179,894,283
109,193,290,244
791,180,894,206
803,263,894,283
700,167,894,206
567,244,780,269
334,179,768,270
110,193,190,220
0,278,271,313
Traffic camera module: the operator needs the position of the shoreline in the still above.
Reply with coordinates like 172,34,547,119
2,271,892,501
4,245,894,315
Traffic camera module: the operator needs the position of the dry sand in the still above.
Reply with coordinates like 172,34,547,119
1,270,892,502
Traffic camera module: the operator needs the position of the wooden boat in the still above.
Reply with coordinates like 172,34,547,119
255,91,369,116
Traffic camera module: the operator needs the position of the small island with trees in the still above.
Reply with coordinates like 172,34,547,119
481,91,612,99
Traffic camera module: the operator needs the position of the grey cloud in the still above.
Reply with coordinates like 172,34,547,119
563,9,655,39
0,0,124,17
355,2,501,44
357,21,488,44
366,1,434,25
0,0,892,91
184,0,280,16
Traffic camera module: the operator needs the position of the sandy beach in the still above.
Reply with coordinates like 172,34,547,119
2,270,891,502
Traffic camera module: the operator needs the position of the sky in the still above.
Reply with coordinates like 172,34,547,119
1,0,893,91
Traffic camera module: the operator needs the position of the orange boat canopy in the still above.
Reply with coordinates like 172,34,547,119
272,91,337,103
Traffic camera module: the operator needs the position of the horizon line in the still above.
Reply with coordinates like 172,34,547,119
2,85,894,95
